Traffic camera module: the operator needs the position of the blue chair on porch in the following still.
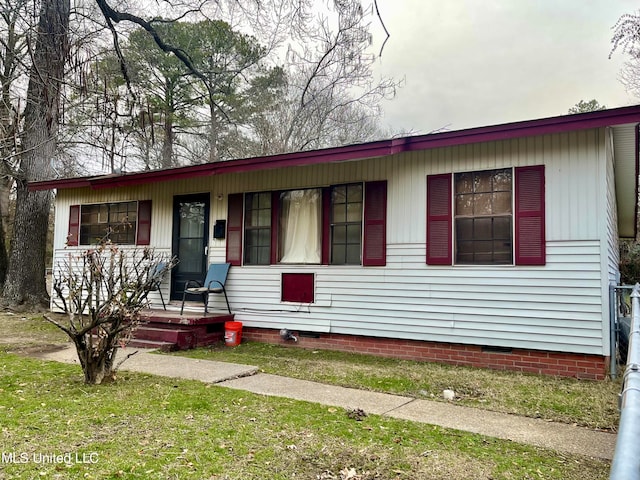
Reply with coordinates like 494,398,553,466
180,263,232,315
146,261,168,310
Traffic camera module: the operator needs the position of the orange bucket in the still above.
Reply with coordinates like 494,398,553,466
224,321,243,347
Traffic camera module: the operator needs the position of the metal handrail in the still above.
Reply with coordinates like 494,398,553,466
610,283,640,479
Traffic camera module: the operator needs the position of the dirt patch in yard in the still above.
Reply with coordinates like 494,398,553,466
9,342,71,357
0,311,70,354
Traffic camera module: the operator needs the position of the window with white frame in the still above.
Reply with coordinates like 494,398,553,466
244,192,272,265
279,188,322,263
330,183,363,265
80,201,138,245
233,181,386,267
454,168,513,265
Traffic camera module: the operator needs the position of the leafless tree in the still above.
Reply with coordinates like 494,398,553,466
46,243,176,384
1,0,395,309
87,0,397,161
1,0,202,307
611,11,640,99
0,0,34,285
2,0,70,308
62,49,140,174
619,61,640,99
250,0,398,153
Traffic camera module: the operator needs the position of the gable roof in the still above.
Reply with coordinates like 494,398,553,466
29,105,640,192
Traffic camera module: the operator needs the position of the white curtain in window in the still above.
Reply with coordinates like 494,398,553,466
280,189,321,263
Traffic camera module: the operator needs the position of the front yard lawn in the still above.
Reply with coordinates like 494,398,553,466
0,352,610,479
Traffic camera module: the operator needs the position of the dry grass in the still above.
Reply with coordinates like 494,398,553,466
0,312,616,478
0,312,621,429
179,342,622,430
0,311,69,352
0,351,610,479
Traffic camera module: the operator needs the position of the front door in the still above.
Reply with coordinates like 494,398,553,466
171,193,210,300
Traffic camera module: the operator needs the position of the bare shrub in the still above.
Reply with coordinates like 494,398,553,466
45,242,176,384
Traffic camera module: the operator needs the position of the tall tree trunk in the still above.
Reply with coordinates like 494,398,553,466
160,84,175,169
0,110,18,289
161,111,174,168
208,103,218,162
2,0,70,308
0,27,18,287
0,215,7,285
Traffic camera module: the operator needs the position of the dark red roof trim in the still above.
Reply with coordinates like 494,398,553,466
29,105,640,191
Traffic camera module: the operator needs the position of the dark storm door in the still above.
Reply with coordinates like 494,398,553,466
171,193,210,300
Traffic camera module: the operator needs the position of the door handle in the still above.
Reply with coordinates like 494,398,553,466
204,246,208,256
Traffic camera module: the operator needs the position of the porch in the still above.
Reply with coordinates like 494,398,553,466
130,303,234,351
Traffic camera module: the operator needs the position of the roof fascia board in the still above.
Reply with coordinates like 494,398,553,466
30,105,640,191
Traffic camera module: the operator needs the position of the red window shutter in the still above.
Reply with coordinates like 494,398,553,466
67,205,80,246
136,200,152,245
515,165,545,265
363,181,387,266
226,193,244,266
426,174,452,265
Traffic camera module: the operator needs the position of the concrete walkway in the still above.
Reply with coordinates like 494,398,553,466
35,345,617,461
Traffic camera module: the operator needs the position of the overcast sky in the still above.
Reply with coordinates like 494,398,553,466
370,0,639,134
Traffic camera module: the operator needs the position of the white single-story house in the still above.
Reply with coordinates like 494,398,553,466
32,105,640,379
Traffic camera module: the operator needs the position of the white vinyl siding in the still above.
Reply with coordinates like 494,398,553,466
50,246,173,313
52,127,615,355
605,127,620,285
211,241,602,354
613,124,637,238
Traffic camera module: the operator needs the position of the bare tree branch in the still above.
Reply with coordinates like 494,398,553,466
94,0,209,88
50,243,178,384
373,0,390,57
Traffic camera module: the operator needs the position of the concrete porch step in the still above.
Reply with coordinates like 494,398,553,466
133,308,234,350
141,309,234,326
134,325,197,348
127,338,177,352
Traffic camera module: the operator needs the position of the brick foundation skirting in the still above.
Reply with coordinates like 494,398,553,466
242,327,608,380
